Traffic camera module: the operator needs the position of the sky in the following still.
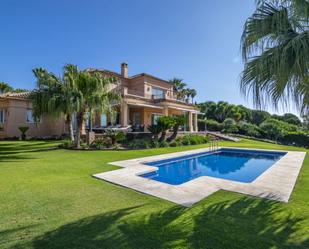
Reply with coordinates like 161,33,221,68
0,0,298,115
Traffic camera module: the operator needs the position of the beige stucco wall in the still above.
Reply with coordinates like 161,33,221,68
0,98,66,138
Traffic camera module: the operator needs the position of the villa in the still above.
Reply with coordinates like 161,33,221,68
0,92,66,139
88,63,199,132
0,63,199,139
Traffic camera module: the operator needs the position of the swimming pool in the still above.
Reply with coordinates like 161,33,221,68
141,148,286,184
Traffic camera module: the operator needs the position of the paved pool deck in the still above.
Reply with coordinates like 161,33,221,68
93,147,306,207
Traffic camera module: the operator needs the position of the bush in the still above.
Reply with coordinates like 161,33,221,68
279,132,309,147
159,140,169,147
222,118,238,133
91,137,112,149
199,119,223,131
169,140,181,147
237,122,262,138
80,143,89,150
104,130,126,146
60,140,74,149
177,134,210,146
150,140,160,148
128,139,151,149
259,121,285,141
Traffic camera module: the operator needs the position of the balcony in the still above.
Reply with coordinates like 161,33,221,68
122,87,193,105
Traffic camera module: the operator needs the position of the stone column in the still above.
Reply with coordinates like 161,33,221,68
120,102,128,127
194,113,198,132
163,106,169,116
189,111,193,132
86,131,95,145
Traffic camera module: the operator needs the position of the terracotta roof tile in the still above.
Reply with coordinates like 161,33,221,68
0,92,31,99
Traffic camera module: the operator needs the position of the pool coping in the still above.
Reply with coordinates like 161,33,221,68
93,147,306,207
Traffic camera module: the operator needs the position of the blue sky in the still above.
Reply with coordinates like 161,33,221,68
1,0,293,114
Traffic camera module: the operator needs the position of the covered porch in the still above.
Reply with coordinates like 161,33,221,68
87,101,199,134
120,101,199,132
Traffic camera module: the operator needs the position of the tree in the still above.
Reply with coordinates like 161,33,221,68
272,113,301,125
0,82,29,94
188,88,197,103
169,78,187,100
223,118,238,134
198,101,217,120
157,116,175,142
260,120,284,141
63,64,121,148
32,64,120,148
251,110,271,125
167,116,186,142
215,101,230,122
0,82,13,93
241,0,309,114
13,88,29,93
147,124,162,141
31,67,77,142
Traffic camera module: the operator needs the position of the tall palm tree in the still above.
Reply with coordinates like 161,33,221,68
64,64,121,148
241,0,309,114
189,88,197,103
31,68,77,141
169,78,187,99
0,82,13,94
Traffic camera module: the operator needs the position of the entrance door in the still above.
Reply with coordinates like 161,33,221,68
132,112,141,125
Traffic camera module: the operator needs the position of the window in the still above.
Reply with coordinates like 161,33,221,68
133,112,141,125
0,109,5,123
152,88,165,99
26,109,39,123
100,114,107,127
151,113,163,125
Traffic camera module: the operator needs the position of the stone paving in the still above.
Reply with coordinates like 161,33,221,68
93,147,306,207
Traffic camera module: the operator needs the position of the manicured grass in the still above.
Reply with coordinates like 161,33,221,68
0,139,308,249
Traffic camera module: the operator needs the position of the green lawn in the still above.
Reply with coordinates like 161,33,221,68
0,139,308,249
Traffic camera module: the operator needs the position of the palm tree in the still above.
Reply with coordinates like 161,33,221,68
31,68,77,142
189,88,197,103
169,78,187,99
0,82,13,94
157,116,175,142
241,0,309,114
167,116,186,142
64,64,121,148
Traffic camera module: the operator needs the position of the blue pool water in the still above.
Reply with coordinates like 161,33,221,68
141,149,285,185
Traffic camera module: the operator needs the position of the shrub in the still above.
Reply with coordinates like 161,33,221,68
199,119,223,131
18,126,29,140
91,137,112,149
80,143,89,150
237,122,262,138
60,140,74,149
150,140,160,148
169,140,181,147
177,134,210,146
223,118,238,133
104,130,126,146
128,139,151,149
259,121,285,141
279,132,309,147
159,140,169,148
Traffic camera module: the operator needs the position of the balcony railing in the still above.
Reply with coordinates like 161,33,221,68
122,87,193,104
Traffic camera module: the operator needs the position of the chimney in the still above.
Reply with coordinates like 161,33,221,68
121,62,128,78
